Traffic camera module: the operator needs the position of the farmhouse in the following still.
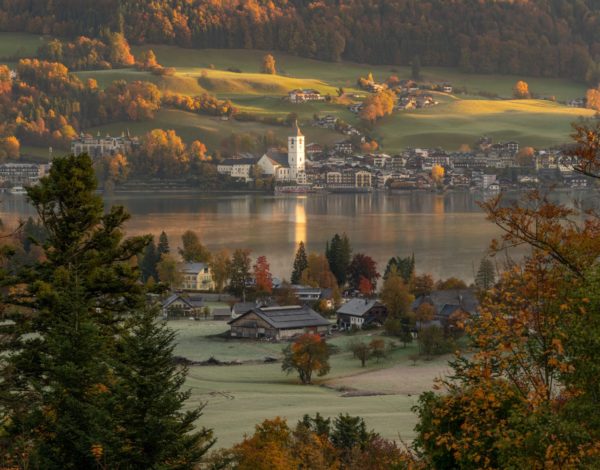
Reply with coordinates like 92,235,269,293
288,89,325,103
411,289,478,327
179,263,215,291
161,292,204,318
228,305,331,340
336,299,388,329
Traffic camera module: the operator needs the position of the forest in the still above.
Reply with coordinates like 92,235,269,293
1,0,599,82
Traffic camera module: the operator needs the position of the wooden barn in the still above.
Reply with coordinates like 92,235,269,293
228,305,331,340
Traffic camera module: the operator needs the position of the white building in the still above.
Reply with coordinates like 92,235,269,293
71,131,139,158
0,163,50,185
257,121,307,184
216,155,257,182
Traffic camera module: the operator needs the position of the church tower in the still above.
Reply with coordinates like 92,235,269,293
288,120,305,181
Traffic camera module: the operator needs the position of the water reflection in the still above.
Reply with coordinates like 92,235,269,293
0,190,596,282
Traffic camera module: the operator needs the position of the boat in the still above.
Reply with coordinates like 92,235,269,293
9,186,28,195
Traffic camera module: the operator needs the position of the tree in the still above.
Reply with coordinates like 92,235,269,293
417,325,448,359
369,338,386,363
412,274,434,296
179,230,211,263
157,253,182,287
358,276,374,297
282,334,330,384
436,277,467,290
157,231,170,256
229,248,252,299
300,253,338,289
326,233,352,287
475,257,496,290
139,237,159,282
384,255,415,283
359,89,395,123
275,281,300,306
291,241,308,285
113,307,215,467
347,253,380,291
411,55,421,80
0,136,20,160
349,340,371,367
210,248,231,293
380,268,414,320
431,164,445,185
261,54,276,74
253,255,273,295
586,85,600,111
513,80,530,99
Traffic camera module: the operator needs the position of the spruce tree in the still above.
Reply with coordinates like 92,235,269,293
475,257,496,290
157,230,170,256
140,237,159,282
326,234,352,287
113,308,215,468
291,241,308,285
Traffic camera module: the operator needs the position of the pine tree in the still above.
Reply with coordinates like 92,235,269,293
475,257,496,290
326,234,352,287
291,241,308,285
157,231,170,256
113,308,215,468
140,237,159,282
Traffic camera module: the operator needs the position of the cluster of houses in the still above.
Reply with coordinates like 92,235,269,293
160,262,479,341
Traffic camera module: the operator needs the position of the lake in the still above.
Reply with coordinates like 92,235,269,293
1,190,595,282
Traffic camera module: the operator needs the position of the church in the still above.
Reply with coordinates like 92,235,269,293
257,121,307,184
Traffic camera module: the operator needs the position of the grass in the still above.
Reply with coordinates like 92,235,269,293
171,320,446,448
376,99,595,150
0,32,45,59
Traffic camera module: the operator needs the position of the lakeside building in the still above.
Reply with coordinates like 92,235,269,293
70,131,140,158
258,121,307,184
216,154,257,182
179,263,215,291
0,163,50,185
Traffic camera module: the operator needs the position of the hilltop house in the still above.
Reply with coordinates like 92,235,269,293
288,89,325,103
336,299,388,329
179,263,215,291
228,305,331,340
257,121,306,184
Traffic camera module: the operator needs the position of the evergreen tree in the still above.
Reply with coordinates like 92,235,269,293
113,308,215,468
229,248,252,299
139,237,159,282
157,230,170,256
326,234,352,287
291,241,308,285
384,254,415,283
475,257,496,290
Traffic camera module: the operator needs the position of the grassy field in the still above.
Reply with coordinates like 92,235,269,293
0,32,45,59
0,33,594,152
171,320,448,449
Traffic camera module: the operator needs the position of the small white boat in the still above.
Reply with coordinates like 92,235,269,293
10,186,28,195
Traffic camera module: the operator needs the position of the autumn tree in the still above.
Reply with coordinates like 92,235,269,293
349,340,371,367
261,54,276,74
179,230,211,263
282,334,331,384
436,277,467,290
512,80,530,99
210,248,231,292
131,129,188,178
253,255,273,295
347,253,380,291
156,253,182,287
431,164,445,185
586,85,600,111
381,268,414,338
412,273,434,296
0,136,20,161
300,252,338,289
229,248,252,299
359,89,395,123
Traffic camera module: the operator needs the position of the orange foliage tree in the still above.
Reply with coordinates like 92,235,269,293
282,334,330,384
253,255,273,295
512,80,530,99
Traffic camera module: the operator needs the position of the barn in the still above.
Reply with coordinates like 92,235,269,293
228,305,331,340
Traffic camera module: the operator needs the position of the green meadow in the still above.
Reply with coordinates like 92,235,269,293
0,32,594,153
171,320,448,449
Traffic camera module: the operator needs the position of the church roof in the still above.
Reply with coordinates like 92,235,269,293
293,120,303,137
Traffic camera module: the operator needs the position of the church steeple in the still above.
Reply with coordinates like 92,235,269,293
288,120,305,182
293,119,303,137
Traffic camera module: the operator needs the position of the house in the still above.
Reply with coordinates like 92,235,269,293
216,154,257,182
257,122,307,184
411,289,478,327
334,141,353,154
336,299,388,329
71,131,139,158
288,89,325,103
161,293,204,318
212,307,232,321
306,142,324,156
228,305,331,340
179,263,215,291
442,83,453,93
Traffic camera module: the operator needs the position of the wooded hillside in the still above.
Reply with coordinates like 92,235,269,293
1,0,599,82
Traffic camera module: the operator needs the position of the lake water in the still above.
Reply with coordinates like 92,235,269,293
1,190,595,282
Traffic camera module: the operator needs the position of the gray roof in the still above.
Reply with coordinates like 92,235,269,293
212,307,232,320
162,293,204,309
336,298,381,317
412,289,478,317
229,305,330,330
265,149,289,167
182,263,209,275
220,156,257,166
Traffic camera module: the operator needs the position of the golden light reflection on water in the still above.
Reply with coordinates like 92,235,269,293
294,197,307,245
